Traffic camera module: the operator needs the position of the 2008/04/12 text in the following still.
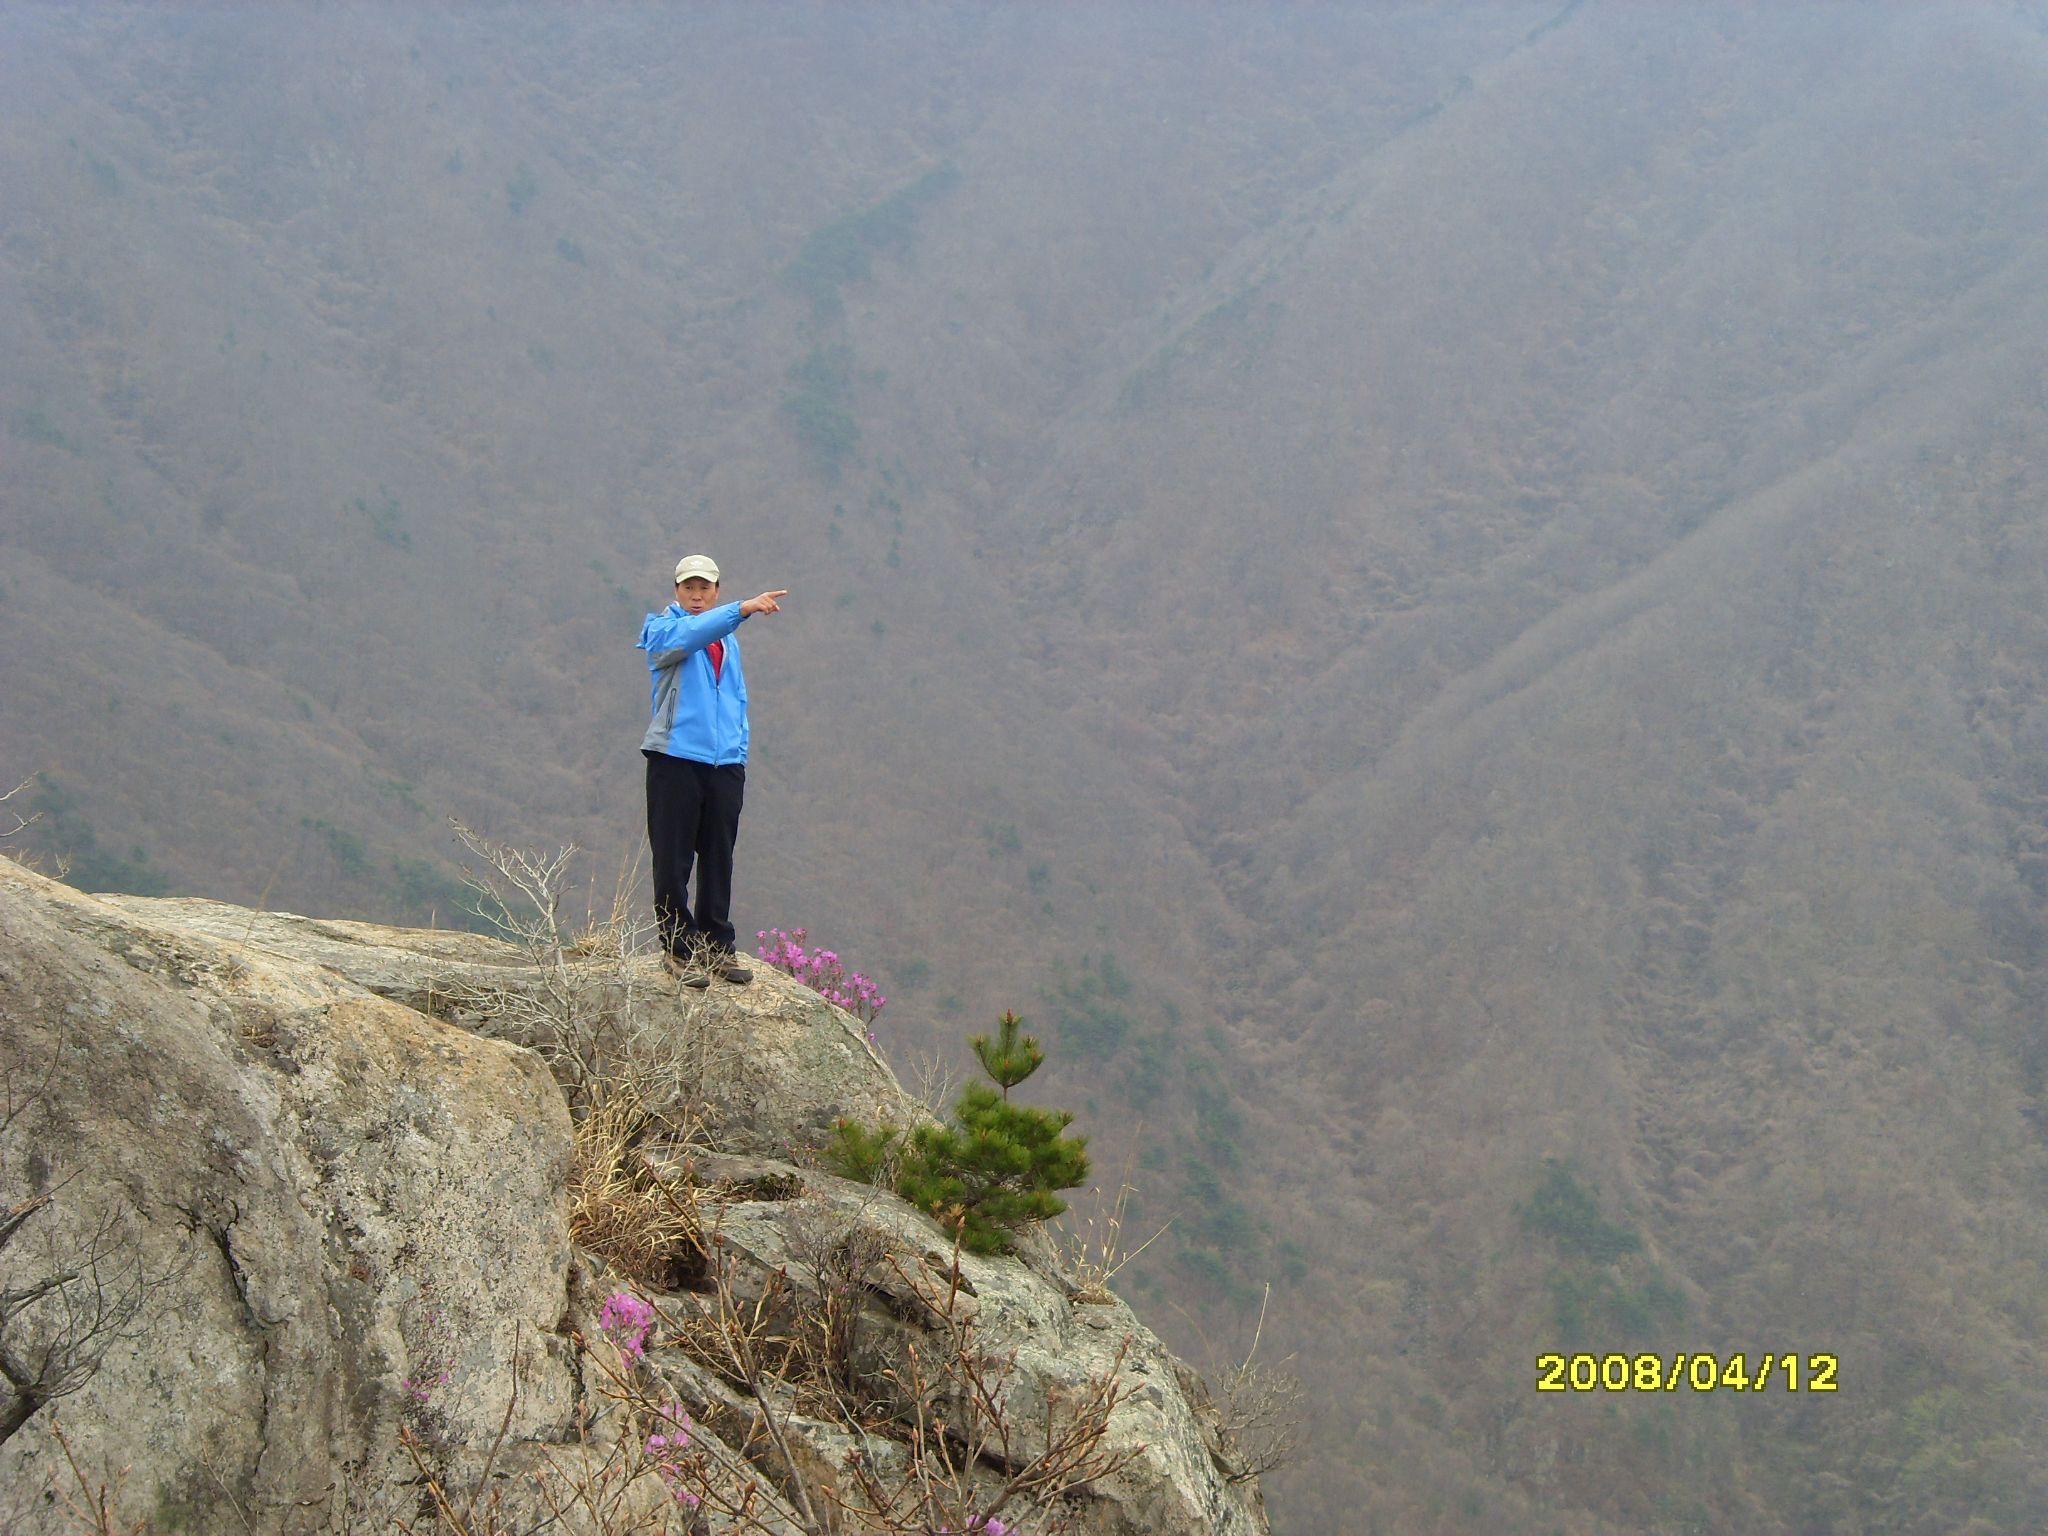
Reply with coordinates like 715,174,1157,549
1537,1353,1838,1393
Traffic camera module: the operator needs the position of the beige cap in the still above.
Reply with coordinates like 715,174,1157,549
673,554,721,586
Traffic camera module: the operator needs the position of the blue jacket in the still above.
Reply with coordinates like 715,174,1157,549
638,602,749,764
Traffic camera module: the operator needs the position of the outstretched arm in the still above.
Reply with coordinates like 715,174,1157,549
639,602,743,656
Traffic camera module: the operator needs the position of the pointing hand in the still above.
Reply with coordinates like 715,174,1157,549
740,590,789,617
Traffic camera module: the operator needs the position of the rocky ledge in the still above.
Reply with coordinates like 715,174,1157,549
0,862,1269,1536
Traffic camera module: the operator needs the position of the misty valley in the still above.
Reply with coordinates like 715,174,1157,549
7,4,2048,1533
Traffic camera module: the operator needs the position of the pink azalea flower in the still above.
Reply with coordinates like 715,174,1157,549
599,1291,656,1362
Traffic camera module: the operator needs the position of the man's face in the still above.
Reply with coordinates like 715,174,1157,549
676,577,720,615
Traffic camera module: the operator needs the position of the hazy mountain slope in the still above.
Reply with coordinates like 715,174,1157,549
9,4,2048,1532
945,6,2048,1531
0,2,1524,942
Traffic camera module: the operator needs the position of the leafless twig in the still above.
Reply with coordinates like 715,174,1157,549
48,1418,147,1535
448,816,579,963
0,1204,163,1446
1176,1284,1302,1483
1,1037,180,1448
0,776,40,845
910,1052,960,1121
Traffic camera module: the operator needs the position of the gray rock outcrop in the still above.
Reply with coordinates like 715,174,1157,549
0,863,582,1533
0,863,1270,1536
669,1156,1269,1536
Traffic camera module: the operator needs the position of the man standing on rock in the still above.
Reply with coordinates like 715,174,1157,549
639,554,787,987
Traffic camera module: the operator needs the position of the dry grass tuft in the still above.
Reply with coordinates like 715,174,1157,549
1056,1142,1170,1305
568,1099,707,1292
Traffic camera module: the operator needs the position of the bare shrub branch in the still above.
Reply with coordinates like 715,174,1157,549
1172,1283,1302,1483
529,1220,1143,1536
1,1032,181,1448
0,774,62,875
783,1193,896,1409
438,829,756,1132
448,816,579,963
48,1417,148,1536
0,776,40,845
909,1052,960,1121
0,1202,165,1446
835,1241,1143,1534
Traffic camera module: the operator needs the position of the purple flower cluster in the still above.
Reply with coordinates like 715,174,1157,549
599,1291,656,1363
645,1401,700,1508
756,928,888,1025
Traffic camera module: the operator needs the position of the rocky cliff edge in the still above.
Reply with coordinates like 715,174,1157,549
0,863,1270,1536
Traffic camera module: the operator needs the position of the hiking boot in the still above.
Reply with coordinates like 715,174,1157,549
707,953,753,985
664,951,711,989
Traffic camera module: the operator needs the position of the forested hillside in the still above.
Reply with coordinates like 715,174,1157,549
7,4,2048,1530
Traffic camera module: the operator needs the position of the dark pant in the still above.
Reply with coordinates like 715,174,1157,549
645,752,745,957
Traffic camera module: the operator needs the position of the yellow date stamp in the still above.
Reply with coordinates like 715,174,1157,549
1536,1352,1838,1394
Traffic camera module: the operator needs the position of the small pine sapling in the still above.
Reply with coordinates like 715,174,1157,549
972,1009,1045,1090
897,1012,1091,1254
821,1117,904,1184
